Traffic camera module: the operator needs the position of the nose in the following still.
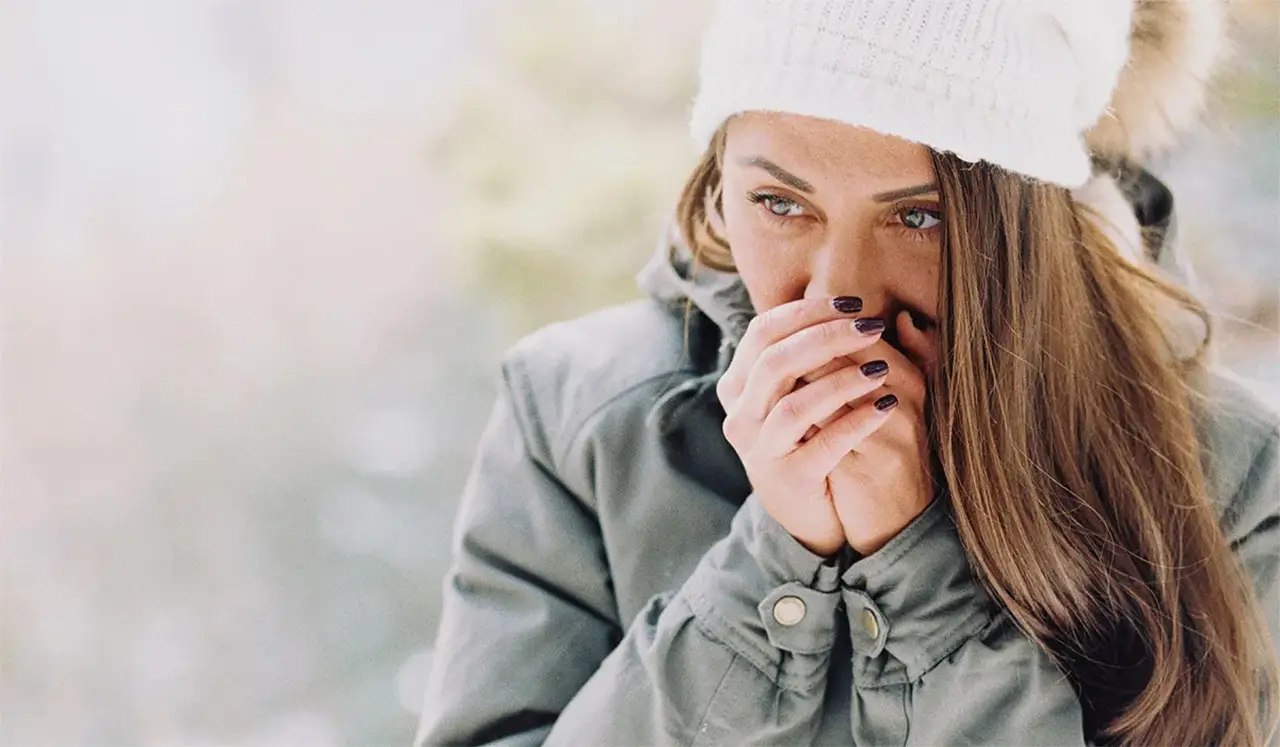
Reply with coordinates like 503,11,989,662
804,232,896,321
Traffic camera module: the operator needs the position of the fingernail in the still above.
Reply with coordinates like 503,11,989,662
854,318,886,335
860,360,889,378
832,296,863,314
874,394,899,412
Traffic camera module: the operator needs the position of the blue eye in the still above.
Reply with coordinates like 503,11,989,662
748,191,806,218
900,208,941,229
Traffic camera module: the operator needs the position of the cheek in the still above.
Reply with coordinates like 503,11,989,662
891,261,941,317
720,191,809,311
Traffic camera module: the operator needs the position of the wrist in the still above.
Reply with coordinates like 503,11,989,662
795,534,845,559
845,528,895,557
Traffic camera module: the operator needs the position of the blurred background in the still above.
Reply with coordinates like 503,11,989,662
0,1,1275,745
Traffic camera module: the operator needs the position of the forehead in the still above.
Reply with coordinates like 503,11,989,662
724,112,935,187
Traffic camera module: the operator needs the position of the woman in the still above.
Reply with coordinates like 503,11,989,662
417,1,1279,745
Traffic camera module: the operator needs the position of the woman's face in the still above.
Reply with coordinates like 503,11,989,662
721,113,942,347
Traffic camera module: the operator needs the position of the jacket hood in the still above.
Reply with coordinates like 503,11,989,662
637,230,755,350
1085,0,1229,167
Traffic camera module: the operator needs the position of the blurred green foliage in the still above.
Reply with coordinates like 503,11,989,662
431,0,1279,348
428,0,708,340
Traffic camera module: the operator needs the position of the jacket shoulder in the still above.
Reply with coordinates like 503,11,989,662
499,299,695,479
1197,369,1280,533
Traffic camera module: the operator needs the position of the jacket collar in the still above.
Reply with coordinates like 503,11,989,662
637,230,756,354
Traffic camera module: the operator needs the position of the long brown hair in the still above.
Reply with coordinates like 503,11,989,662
677,126,1279,746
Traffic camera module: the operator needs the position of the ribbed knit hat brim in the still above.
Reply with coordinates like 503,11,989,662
690,0,1135,187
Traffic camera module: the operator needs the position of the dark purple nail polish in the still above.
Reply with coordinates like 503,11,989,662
854,318,886,335
832,296,863,314
874,394,899,412
860,360,889,378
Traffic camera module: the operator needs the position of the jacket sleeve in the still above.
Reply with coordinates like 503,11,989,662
900,611,1088,746
1223,423,1280,647
415,358,846,747
413,366,620,747
1220,423,1280,745
817,496,1090,746
850,424,1280,747
545,490,845,747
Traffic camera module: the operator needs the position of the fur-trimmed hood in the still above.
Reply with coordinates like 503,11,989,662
1075,0,1227,266
1086,0,1229,166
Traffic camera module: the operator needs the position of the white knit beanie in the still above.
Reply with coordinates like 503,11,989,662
690,0,1135,188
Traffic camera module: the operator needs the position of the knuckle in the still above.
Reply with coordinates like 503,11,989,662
721,411,742,440
832,411,869,444
815,319,844,346
837,364,866,387
747,448,775,475
722,413,757,450
745,312,773,342
775,394,804,425
758,345,787,377
791,447,828,481
714,375,734,406
721,413,741,443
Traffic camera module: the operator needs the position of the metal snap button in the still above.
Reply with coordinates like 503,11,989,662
772,595,807,626
860,607,880,640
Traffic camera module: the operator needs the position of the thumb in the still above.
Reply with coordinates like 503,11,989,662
895,309,937,372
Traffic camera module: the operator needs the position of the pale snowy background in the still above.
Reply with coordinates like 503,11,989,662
1,2,1275,745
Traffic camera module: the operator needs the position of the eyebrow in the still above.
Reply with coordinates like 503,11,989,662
737,156,815,193
738,155,938,203
872,183,939,202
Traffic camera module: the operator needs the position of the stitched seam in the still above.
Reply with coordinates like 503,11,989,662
496,359,629,632
908,608,995,682
860,606,998,690
687,589,779,678
688,590,830,694
856,656,910,689
898,683,910,747
764,584,841,655
554,368,698,469
878,508,943,565
499,359,543,465
774,637,835,656
689,654,738,747
854,504,946,585
1223,425,1280,529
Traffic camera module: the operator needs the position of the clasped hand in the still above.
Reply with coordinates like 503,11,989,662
717,298,936,557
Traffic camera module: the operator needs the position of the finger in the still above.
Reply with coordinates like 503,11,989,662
717,296,864,406
799,355,853,386
895,309,938,374
757,359,891,455
859,336,927,406
840,393,925,460
736,315,887,423
788,392,900,479
813,403,853,433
